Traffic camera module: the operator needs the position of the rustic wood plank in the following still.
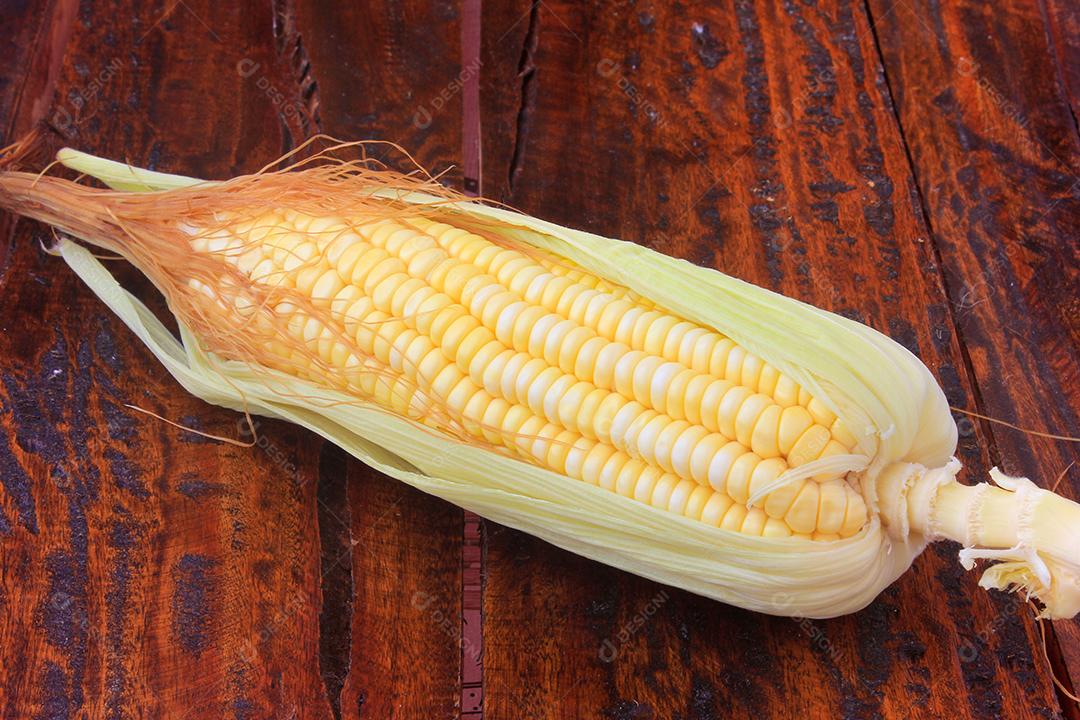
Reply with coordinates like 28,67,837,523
0,0,60,143
1044,0,1080,130
296,0,465,185
864,0,1080,704
478,1,1064,717
293,1,466,717
0,1,334,717
1,0,1074,717
0,0,65,274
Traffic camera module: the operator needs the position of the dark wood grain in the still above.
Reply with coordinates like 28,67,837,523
1045,0,1080,129
477,1,1068,718
0,0,1076,718
293,1,467,717
864,0,1080,702
1,1,333,718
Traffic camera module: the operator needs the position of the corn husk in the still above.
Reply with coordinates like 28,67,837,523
39,148,1076,620
27,143,1080,621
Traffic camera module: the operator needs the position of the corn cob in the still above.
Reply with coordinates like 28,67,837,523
0,145,1076,620
186,209,865,540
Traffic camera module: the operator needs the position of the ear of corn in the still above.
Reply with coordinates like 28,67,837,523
1,146,1075,620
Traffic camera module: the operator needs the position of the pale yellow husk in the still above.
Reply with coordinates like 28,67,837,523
49,149,1011,619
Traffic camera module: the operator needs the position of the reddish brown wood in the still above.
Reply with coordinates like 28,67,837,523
865,0,1080,705
295,0,465,185
1045,0,1080,128
477,1,1070,718
0,2,333,718
293,1,467,717
0,0,1076,718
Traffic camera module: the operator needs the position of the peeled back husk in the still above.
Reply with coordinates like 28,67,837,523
30,148,1080,619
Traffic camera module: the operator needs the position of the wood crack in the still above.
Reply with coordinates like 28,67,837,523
271,0,323,143
1035,0,1080,145
507,1,540,195
316,444,354,720
860,0,1079,712
858,0,994,458
14,0,78,138
268,4,344,716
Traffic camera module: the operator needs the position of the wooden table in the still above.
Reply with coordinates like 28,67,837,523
1,1,1077,718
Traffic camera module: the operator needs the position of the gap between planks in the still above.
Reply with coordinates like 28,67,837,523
460,1,486,718
859,0,1080,713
